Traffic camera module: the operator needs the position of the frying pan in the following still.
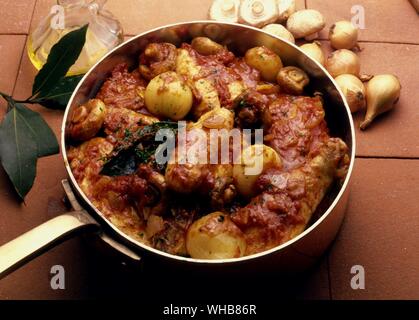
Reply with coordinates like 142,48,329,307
0,21,355,279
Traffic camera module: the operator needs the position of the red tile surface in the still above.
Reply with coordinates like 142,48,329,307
0,35,26,110
328,158,419,299
0,0,418,300
0,0,36,34
307,0,419,44
31,0,306,36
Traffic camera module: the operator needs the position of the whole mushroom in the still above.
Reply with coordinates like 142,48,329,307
262,24,295,43
277,0,296,23
209,0,240,23
239,0,278,28
286,9,326,40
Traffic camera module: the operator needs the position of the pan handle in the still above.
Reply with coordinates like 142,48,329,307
0,210,99,279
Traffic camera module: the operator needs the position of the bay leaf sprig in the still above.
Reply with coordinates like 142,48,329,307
0,25,88,200
101,121,181,177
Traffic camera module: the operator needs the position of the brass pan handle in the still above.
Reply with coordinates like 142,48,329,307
0,210,99,279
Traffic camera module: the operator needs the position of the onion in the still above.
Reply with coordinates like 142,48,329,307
335,74,366,113
329,20,359,50
300,41,325,66
326,49,360,78
360,74,401,130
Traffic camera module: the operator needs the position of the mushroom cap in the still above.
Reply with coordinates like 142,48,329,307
262,23,295,44
209,0,240,23
239,0,279,28
286,9,326,38
277,0,296,23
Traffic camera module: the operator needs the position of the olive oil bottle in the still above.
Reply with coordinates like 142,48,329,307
27,0,123,75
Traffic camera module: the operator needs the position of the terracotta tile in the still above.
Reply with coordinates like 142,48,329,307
0,35,26,112
328,158,419,300
32,0,306,37
307,0,419,44
29,0,55,35
317,41,419,157
0,0,36,34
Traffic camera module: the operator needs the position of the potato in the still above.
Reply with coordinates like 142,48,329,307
244,46,283,82
233,144,282,197
145,71,193,120
191,37,224,56
186,212,246,259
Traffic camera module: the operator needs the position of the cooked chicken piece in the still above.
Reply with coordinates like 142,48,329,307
231,137,349,255
139,42,177,80
67,137,114,192
263,95,330,170
165,108,237,208
96,63,147,111
103,106,158,141
176,45,257,118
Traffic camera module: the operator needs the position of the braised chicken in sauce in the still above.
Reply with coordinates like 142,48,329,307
67,37,349,259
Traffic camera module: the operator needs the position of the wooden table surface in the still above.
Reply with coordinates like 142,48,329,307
0,0,418,300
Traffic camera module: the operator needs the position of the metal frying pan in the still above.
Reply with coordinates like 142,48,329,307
0,21,355,279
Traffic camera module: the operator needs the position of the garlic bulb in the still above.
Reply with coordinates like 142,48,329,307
335,74,366,113
360,74,401,130
300,41,325,66
286,9,325,40
239,0,278,28
326,49,360,78
262,23,295,43
209,0,240,23
329,20,359,50
277,0,296,23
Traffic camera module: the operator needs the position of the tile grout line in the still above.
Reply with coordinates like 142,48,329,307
355,155,419,160
10,35,27,97
317,38,419,46
10,0,38,97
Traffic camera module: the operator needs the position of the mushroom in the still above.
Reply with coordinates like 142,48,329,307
276,66,309,95
191,37,224,55
239,0,279,28
277,0,296,23
286,9,326,40
262,23,295,44
209,0,240,23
